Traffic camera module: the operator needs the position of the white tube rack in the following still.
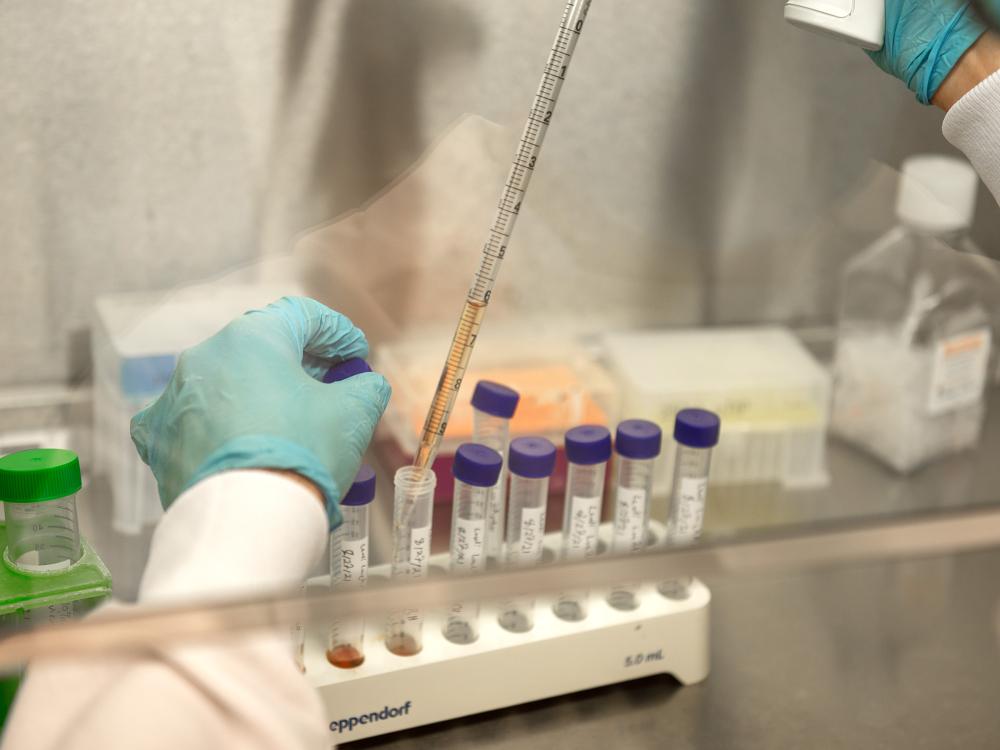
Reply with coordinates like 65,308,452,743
304,521,710,743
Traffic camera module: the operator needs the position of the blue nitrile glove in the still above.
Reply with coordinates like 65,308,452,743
869,1,987,104
130,296,391,529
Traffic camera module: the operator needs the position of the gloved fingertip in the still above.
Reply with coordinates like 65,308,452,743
270,296,372,362
342,326,371,360
323,319,369,362
362,372,392,412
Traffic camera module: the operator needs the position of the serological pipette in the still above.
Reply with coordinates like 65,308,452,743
410,0,594,487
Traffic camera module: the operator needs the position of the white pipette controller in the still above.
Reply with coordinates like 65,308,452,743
784,0,885,50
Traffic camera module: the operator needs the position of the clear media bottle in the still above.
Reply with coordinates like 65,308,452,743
444,443,503,645
499,437,556,633
0,447,112,627
553,425,612,622
607,419,662,611
327,465,376,668
471,381,520,565
659,409,720,600
386,466,436,656
832,155,1000,472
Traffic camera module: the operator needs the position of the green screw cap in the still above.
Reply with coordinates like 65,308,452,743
0,449,82,503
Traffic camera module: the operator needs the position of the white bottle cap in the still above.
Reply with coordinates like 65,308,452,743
895,155,979,233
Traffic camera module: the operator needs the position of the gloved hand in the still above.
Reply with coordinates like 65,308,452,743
130,296,391,529
869,0,986,103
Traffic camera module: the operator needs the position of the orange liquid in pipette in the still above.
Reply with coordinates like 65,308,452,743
413,298,487,470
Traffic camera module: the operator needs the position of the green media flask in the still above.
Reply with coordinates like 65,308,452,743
0,449,113,726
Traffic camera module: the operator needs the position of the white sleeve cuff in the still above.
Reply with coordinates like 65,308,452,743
138,470,328,603
943,69,1000,205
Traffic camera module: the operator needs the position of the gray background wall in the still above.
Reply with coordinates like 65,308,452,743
2,0,995,388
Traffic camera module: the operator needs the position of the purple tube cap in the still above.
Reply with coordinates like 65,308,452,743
471,380,520,419
615,419,663,460
341,464,376,506
323,358,372,383
564,424,612,466
508,436,557,479
453,443,503,488
674,408,721,449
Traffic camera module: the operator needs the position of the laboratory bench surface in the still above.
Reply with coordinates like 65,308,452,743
71,395,1000,748
347,403,1000,749
348,546,1000,749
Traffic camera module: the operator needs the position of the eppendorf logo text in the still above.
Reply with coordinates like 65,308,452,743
330,701,413,733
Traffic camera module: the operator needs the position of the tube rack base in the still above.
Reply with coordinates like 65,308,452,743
304,521,710,744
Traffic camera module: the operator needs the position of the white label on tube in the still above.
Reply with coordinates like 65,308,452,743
566,495,602,560
671,478,708,544
452,517,486,573
337,538,368,588
928,328,991,415
485,482,504,556
613,487,647,554
515,506,546,566
408,526,431,579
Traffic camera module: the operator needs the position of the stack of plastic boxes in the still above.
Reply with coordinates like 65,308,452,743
373,335,619,504
602,327,831,495
92,284,299,534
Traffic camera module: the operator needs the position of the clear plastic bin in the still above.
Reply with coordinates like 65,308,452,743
91,283,299,533
0,386,89,464
373,334,618,503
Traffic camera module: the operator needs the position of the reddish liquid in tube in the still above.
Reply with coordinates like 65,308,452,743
327,644,365,669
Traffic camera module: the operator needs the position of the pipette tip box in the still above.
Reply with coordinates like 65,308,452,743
304,521,709,743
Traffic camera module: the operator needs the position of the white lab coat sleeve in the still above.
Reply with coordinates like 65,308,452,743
1,470,330,750
943,69,1000,205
